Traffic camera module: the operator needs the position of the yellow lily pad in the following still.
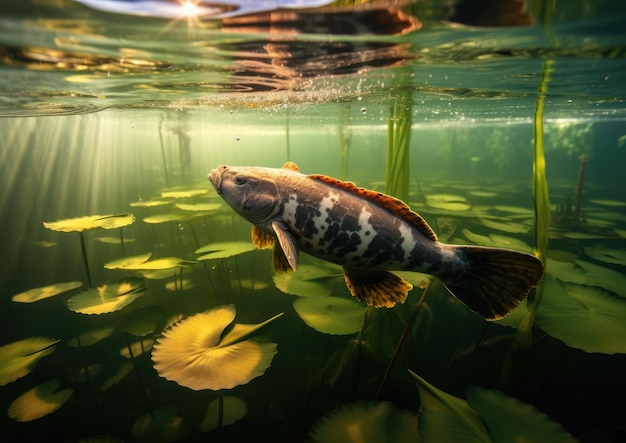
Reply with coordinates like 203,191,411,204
427,194,471,211
0,337,60,386
8,378,73,422
151,304,282,390
67,327,115,347
143,213,187,224
105,254,196,271
67,277,147,315
129,199,172,208
161,189,208,199
176,203,222,211
12,281,83,303
195,241,257,260
199,396,247,432
43,213,135,232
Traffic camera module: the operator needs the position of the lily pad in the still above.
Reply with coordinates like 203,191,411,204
161,189,208,199
466,387,576,442
71,364,103,382
535,276,626,354
129,199,172,208
427,194,471,211
119,306,167,336
589,199,626,207
479,218,530,234
584,246,626,266
132,405,183,442
293,296,366,335
143,213,188,224
199,396,247,432
67,327,115,347
309,401,419,443
409,370,489,442
121,337,154,358
96,236,136,244
195,241,257,260
67,277,147,315
176,203,222,212
8,378,73,422
493,205,534,215
105,254,196,271
43,213,135,232
100,362,133,391
0,337,60,386
461,228,532,253
548,259,626,297
12,281,83,303
151,304,282,390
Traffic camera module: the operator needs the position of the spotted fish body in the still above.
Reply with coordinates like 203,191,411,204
209,162,544,320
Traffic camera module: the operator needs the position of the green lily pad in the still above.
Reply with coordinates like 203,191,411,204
161,189,208,199
461,229,532,253
535,276,626,354
479,218,530,234
71,364,103,383
12,281,83,303
589,199,626,207
151,304,282,390
120,337,154,358
466,387,576,442
43,213,135,232
105,254,196,271
195,241,257,260
584,247,626,266
0,337,60,386
427,194,471,211
469,191,498,198
293,296,365,335
176,203,222,212
309,401,419,443
409,370,490,442
8,378,73,422
119,306,168,336
143,213,187,224
493,205,534,215
96,236,136,244
129,199,172,208
548,259,626,297
67,327,115,347
199,396,247,432
67,277,147,315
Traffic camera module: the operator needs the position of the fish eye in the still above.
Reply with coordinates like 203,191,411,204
234,174,246,185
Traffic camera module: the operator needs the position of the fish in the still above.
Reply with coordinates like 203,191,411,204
208,162,544,320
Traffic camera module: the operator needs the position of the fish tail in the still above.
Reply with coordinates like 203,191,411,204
436,245,544,320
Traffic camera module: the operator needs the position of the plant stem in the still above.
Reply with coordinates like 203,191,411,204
78,231,93,287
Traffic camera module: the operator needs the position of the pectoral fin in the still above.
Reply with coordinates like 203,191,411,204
343,267,412,308
251,225,275,249
272,220,299,272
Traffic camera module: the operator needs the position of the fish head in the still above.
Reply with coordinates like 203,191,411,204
209,165,282,224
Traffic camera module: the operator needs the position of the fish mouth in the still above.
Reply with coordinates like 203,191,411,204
208,166,226,194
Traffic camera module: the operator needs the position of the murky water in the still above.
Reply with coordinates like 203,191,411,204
1,1,626,442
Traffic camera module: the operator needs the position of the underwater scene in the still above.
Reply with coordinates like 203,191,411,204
1,0,626,442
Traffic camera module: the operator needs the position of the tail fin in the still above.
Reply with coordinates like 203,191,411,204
437,246,544,320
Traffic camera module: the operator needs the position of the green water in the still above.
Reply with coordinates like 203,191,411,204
1,0,626,442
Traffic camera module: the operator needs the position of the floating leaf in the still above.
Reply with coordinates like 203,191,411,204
535,276,626,354
8,378,73,422
151,304,281,390
107,256,196,271
584,247,626,266
479,218,530,234
466,387,577,442
143,213,187,224
176,203,222,212
67,327,115,347
71,364,103,382
409,370,490,442
589,199,626,207
129,199,172,207
469,191,498,198
548,259,626,297
199,396,247,432
161,189,208,199
273,273,333,297
100,362,133,391
67,277,147,315
165,279,195,291
309,401,419,443
0,337,60,386
493,205,534,215
119,306,167,336
104,253,152,269
96,236,135,244
461,229,532,252
427,194,471,211
293,296,365,335
11,281,82,303
43,213,135,232
195,241,257,260
121,337,154,358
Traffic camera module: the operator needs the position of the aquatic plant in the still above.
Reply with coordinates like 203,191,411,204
385,89,412,202
43,213,135,287
67,276,147,315
11,281,83,303
8,378,73,422
0,338,60,386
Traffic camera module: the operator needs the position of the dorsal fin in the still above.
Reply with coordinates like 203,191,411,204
309,174,438,241
282,162,300,172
